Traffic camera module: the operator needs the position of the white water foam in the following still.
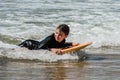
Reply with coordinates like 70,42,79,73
0,47,86,62
0,41,18,48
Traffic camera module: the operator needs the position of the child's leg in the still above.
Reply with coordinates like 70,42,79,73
18,39,39,50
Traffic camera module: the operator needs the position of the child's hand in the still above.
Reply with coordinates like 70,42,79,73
51,48,62,55
72,43,80,46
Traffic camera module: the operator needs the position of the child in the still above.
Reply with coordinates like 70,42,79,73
18,24,79,54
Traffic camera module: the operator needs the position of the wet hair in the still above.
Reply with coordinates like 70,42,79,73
56,24,70,35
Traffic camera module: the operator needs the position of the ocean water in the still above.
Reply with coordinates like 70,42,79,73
0,0,120,59
0,0,120,80
0,0,120,47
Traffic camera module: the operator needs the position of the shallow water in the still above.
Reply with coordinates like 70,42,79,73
0,48,120,80
0,52,120,80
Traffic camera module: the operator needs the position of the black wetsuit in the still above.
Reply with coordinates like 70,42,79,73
18,33,72,50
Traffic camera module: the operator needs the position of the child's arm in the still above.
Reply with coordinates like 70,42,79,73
50,42,80,55
72,42,80,46
64,42,80,48
50,48,62,54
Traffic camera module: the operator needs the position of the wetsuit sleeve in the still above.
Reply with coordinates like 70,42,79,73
63,42,72,48
38,34,53,49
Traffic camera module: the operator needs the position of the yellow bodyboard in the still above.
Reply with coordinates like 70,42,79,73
61,42,92,54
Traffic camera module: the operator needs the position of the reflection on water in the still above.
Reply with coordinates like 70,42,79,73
0,59,88,80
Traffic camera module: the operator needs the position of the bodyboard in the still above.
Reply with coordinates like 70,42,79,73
61,42,92,54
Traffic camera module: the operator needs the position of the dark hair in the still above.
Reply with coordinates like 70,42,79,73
56,24,70,35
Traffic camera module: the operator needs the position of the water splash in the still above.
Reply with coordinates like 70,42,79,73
0,47,87,62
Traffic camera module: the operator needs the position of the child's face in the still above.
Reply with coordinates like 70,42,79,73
54,29,67,42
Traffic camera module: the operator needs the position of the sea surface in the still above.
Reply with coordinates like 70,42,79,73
0,0,120,80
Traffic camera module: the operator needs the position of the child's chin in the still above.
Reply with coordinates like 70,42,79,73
56,39,61,42
56,40,60,42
